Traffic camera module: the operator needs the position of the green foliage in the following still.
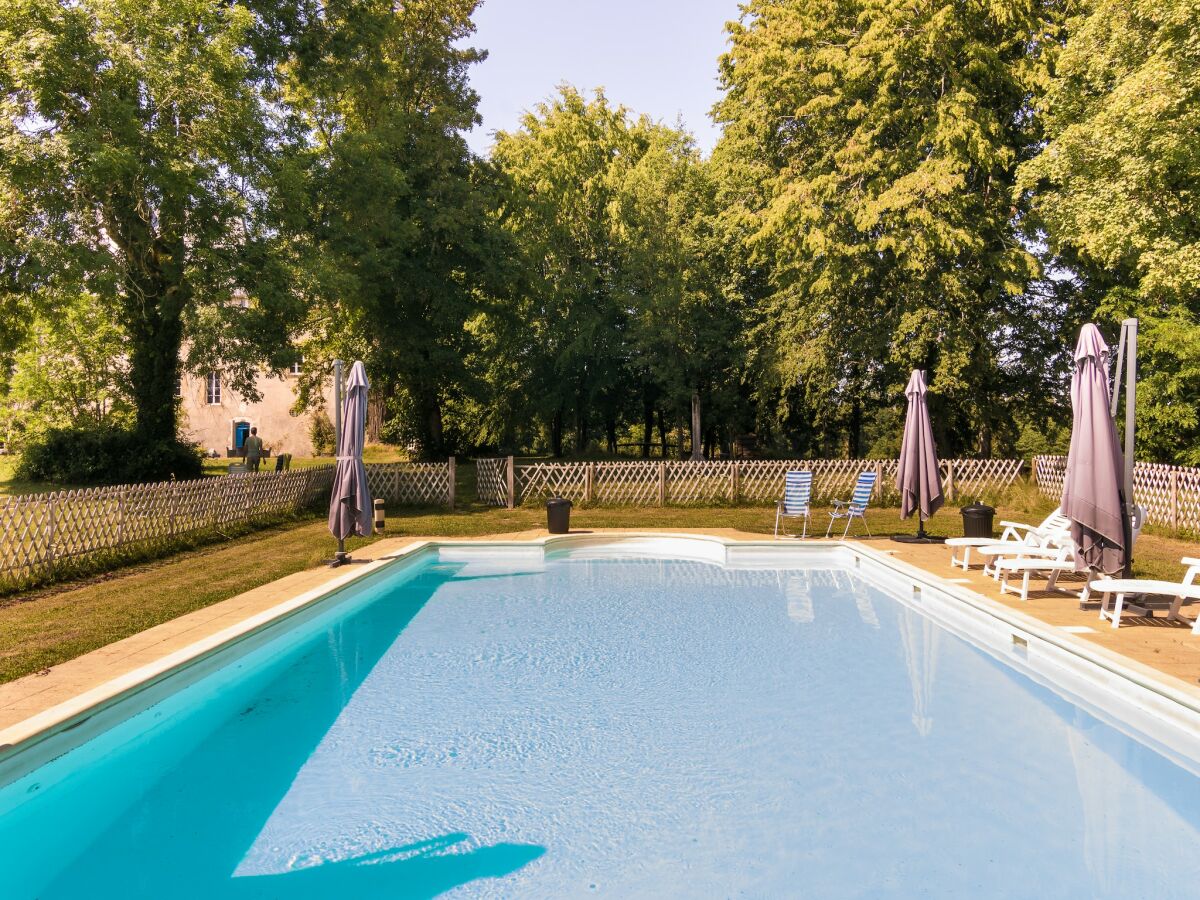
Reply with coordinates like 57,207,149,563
283,0,494,460
0,293,132,450
309,410,335,458
16,427,202,485
1020,0,1200,464
486,87,750,457
713,0,1059,456
0,0,302,445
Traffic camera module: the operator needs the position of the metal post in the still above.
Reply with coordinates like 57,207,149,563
506,456,515,509
1123,318,1137,508
690,390,702,461
333,359,344,559
447,456,456,510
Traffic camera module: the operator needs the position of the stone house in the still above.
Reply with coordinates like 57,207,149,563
179,362,336,459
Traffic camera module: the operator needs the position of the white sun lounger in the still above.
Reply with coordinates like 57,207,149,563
1080,558,1200,629
993,543,1089,602
946,509,1070,571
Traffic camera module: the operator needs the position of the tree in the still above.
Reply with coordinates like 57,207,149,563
0,293,132,448
0,0,300,464
1019,0,1200,464
713,0,1056,456
284,0,495,459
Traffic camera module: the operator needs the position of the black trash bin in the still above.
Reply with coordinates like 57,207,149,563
960,501,996,539
546,497,572,534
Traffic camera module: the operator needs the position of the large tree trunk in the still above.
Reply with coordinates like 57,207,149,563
419,394,444,460
605,417,617,455
657,408,669,457
690,389,702,461
366,388,388,444
847,400,862,458
576,396,589,454
551,408,564,458
641,392,654,458
123,270,185,446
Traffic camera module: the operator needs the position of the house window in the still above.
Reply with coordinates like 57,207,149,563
206,372,222,405
290,359,303,376
174,376,182,398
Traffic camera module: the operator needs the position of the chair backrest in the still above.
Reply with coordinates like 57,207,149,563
783,471,812,514
850,471,877,513
1039,507,1071,535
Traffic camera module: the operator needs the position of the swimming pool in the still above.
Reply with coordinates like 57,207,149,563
3,537,1200,897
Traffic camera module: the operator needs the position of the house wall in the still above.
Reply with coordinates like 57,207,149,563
180,371,336,458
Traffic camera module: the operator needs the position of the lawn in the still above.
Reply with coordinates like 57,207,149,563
3,497,1198,684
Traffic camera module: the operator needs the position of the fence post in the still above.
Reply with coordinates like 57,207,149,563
658,461,667,506
46,492,56,566
506,456,515,509
585,462,595,503
1171,468,1180,533
872,460,882,497
447,456,456,510
731,461,740,503
945,460,955,502
118,488,127,546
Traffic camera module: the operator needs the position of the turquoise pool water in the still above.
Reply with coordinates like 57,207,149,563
3,552,1200,898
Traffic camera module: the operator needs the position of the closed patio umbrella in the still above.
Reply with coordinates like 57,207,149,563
328,360,372,565
893,369,944,542
1062,324,1127,576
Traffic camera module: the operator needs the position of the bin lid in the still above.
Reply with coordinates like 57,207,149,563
960,501,995,514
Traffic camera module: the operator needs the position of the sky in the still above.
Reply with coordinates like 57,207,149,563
463,0,741,157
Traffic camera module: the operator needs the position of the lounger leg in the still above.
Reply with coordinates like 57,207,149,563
1110,593,1126,629
1021,570,1031,602
863,514,872,538
1046,569,1060,593
801,515,808,540
842,517,852,539
774,509,780,539
825,516,834,538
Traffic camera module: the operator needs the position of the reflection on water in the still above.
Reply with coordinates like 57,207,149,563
2,556,1200,898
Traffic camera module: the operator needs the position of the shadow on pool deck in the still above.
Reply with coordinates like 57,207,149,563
228,834,545,899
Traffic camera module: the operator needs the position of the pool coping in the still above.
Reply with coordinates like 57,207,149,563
3,531,1200,781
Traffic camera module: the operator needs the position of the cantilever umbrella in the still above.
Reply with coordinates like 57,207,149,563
328,360,373,565
1062,325,1127,576
894,369,944,542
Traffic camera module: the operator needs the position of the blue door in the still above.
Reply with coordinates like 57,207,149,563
235,422,250,450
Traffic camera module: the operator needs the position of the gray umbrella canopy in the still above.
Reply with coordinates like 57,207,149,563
328,360,373,542
1062,324,1127,575
896,369,944,520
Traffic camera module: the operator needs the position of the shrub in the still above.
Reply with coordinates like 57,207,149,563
310,409,336,456
16,426,203,486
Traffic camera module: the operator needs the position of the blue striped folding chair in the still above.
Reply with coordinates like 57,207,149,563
774,470,813,538
826,471,877,538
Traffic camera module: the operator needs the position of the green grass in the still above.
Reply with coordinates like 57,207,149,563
3,497,1198,684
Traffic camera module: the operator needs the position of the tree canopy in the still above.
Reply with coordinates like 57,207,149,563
1,0,1197,471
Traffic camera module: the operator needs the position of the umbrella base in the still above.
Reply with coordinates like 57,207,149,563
327,550,371,568
890,534,946,544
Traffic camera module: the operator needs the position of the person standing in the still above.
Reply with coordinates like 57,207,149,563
243,426,265,472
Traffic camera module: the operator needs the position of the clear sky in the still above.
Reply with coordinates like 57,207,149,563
464,0,741,157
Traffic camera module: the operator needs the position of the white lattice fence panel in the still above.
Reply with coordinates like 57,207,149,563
595,462,662,505
666,461,734,504
474,458,510,507
946,458,1024,500
366,463,450,506
517,463,586,504
1176,467,1200,534
0,467,336,587
1135,463,1175,527
1034,455,1067,500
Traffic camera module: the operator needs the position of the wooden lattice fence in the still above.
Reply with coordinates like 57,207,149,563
0,459,458,589
475,458,1024,508
475,457,512,508
1035,455,1200,536
366,460,455,509
0,467,334,589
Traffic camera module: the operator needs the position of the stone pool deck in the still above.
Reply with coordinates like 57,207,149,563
2,528,1199,735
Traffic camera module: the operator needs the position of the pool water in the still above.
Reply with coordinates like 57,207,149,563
3,553,1200,898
